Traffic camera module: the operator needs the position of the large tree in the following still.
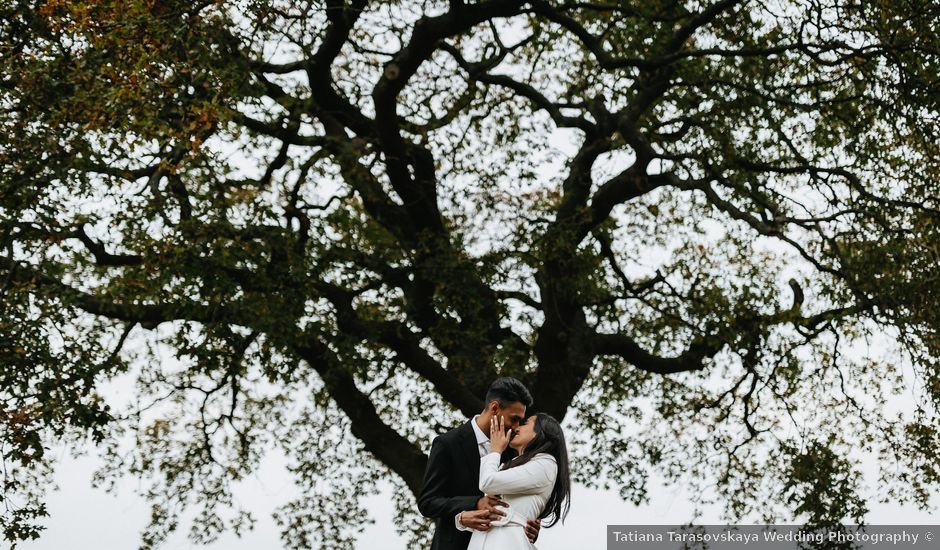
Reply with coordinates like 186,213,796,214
2,0,940,547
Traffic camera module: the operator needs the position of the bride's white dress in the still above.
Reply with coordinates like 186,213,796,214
467,452,558,550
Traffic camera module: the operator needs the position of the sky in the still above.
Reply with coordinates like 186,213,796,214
16,104,940,550
15,95,940,550
19,435,939,550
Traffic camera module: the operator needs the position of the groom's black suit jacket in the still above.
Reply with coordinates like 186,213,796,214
417,420,516,550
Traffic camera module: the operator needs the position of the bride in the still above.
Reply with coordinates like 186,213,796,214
466,413,571,550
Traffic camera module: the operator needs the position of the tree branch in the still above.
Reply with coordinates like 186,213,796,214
592,332,722,374
292,340,428,495
0,256,238,326
440,42,597,134
315,282,484,417
71,226,142,267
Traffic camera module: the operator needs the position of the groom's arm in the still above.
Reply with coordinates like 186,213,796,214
417,435,479,519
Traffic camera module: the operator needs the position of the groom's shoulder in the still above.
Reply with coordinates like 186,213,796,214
433,420,471,443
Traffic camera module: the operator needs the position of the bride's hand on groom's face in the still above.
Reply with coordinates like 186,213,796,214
489,416,512,453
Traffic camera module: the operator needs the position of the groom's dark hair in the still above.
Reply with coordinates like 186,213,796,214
484,377,533,408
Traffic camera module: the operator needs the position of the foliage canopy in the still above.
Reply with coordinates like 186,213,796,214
2,0,940,547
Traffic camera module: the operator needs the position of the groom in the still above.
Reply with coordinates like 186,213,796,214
418,377,541,550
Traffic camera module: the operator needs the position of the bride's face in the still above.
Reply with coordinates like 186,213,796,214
510,416,537,451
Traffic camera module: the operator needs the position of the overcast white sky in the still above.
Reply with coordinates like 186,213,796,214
19,440,938,550
7,453,688,548
17,125,940,550
16,122,940,550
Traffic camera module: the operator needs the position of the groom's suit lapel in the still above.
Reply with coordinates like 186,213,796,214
458,420,481,482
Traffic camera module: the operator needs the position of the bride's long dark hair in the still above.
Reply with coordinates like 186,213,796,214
502,412,571,527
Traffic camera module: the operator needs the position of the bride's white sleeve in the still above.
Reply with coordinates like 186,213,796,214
479,452,557,495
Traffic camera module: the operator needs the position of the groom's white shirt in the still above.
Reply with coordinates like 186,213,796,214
455,415,490,531
470,414,492,456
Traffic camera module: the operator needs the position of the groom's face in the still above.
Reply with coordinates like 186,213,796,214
495,401,527,437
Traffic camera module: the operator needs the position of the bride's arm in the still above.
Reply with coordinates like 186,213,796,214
479,453,557,495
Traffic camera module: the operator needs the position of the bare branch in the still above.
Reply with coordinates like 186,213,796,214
292,340,428,494
592,332,722,375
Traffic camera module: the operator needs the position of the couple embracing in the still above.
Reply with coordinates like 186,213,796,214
418,377,571,550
